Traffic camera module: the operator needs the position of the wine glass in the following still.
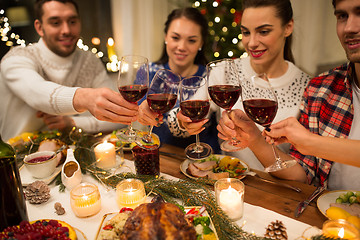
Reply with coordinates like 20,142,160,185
207,59,243,152
180,76,213,160
117,55,149,142
241,73,297,172
136,69,181,149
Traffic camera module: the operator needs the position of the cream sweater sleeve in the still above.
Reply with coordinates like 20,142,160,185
1,55,79,115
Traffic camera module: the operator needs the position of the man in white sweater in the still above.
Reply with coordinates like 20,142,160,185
0,0,138,141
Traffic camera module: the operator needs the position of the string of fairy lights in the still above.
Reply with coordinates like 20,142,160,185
191,0,248,60
1,2,248,73
0,8,120,72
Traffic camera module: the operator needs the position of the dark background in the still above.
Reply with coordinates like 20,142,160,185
0,0,113,60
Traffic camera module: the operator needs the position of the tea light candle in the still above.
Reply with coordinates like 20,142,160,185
219,186,243,220
94,141,116,169
215,178,244,221
322,219,360,239
70,183,101,218
116,179,146,209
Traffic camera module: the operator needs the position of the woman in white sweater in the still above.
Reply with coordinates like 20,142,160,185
175,0,311,170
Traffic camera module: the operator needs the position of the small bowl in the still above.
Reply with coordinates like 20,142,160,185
24,151,58,179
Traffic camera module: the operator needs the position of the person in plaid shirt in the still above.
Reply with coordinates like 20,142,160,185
263,0,360,190
218,0,360,190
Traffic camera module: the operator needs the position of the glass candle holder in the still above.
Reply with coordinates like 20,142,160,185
132,145,159,176
322,219,360,239
70,183,101,218
116,178,146,209
92,141,119,169
215,178,244,221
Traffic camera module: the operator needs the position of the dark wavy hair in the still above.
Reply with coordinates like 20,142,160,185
332,0,336,8
156,7,209,65
242,0,295,63
35,0,79,22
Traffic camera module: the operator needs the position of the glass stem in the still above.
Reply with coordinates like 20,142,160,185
148,126,154,136
194,134,204,153
128,122,135,136
271,144,282,165
227,109,241,146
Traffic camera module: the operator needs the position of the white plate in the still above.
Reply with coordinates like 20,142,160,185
19,164,62,186
317,190,359,217
96,206,218,240
180,154,250,180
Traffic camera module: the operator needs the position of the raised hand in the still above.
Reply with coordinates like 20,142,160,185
262,117,313,153
73,88,139,125
138,101,163,126
217,110,261,150
176,110,208,135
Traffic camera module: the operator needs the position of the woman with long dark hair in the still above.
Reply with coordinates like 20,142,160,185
137,7,220,152
177,0,311,169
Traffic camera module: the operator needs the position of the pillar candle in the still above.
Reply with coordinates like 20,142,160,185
94,141,116,169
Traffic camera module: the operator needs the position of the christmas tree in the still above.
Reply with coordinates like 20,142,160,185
189,0,245,61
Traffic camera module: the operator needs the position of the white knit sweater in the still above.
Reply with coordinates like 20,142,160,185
168,56,311,170
0,38,122,141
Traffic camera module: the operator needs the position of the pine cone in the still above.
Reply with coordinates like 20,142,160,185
264,220,288,240
25,180,51,204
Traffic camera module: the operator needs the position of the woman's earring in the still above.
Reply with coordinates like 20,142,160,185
198,47,202,51
165,41,168,45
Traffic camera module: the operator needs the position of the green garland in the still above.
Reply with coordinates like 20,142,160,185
13,130,337,240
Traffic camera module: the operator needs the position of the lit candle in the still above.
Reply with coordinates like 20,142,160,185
219,186,243,220
94,141,116,169
107,37,116,61
215,178,244,221
322,219,360,239
116,179,146,209
70,183,101,218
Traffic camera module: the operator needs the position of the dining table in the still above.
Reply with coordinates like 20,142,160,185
24,143,328,240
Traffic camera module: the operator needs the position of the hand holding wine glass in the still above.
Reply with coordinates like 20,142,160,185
136,69,181,149
180,76,212,160
207,59,243,152
117,55,149,142
241,73,297,172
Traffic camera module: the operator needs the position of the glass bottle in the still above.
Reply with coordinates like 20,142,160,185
0,135,28,231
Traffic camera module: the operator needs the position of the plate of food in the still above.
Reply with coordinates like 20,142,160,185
317,190,360,218
96,202,218,240
180,154,249,180
104,130,160,151
0,219,86,240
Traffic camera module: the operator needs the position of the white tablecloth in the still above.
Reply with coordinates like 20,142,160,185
25,160,316,240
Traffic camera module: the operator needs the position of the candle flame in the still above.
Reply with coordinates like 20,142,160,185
107,37,114,46
338,227,344,238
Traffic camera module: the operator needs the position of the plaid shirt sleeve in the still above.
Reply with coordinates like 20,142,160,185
289,63,353,186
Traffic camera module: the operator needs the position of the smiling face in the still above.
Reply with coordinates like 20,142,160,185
240,6,293,68
334,0,360,63
34,1,81,57
164,17,203,71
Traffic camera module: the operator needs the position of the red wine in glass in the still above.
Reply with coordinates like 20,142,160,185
208,85,242,110
180,76,212,160
207,59,243,152
180,100,210,123
242,73,297,172
147,93,177,114
118,85,148,103
136,69,181,149
117,55,149,142
243,99,278,127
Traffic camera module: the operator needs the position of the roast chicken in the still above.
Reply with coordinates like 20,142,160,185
120,201,196,240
